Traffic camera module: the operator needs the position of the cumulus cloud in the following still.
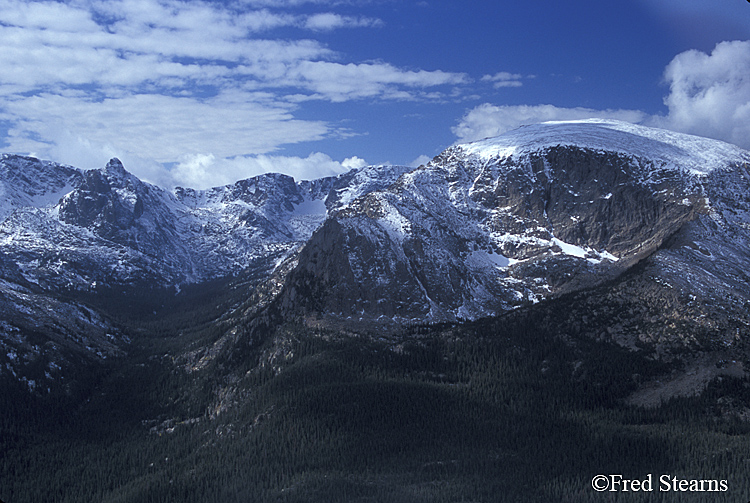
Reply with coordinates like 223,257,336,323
452,104,647,144
455,41,750,151
341,156,368,170
655,40,750,150
170,152,362,189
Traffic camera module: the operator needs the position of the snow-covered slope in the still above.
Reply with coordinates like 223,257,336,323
461,119,746,176
171,165,411,281
0,154,82,221
277,120,750,326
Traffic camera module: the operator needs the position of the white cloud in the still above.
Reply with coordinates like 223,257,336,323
452,104,647,144
170,152,360,189
409,154,431,167
0,0,469,188
238,0,332,6
456,41,750,151
0,0,459,96
2,91,329,170
481,72,524,88
341,156,367,170
0,0,100,32
303,13,382,31
279,61,469,102
655,40,750,150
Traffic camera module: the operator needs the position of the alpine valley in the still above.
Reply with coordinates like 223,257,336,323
3,120,750,503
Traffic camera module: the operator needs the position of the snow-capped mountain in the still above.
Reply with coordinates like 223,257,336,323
0,156,412,390
276,119,750,329
0,154,82,222
0,157,413,292
4,119,750,393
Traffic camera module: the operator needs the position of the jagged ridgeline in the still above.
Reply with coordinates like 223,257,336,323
2,120,750,502
0,155,413,388
3,118,750,389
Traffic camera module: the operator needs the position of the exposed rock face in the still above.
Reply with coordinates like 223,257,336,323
58,158,182,265
510,147,701,256
59,159,145,238
275,121,750,326
0,154,82,221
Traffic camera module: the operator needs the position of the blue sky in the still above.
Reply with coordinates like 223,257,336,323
1,0,749,189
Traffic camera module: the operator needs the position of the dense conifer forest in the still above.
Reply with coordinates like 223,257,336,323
2,283,750,503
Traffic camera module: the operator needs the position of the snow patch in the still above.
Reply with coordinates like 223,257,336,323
551,238,619,264
551,238,588,258
376,203,411,242
467,249,516,270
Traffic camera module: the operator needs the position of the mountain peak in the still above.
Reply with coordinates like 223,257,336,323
104,157,126,175
274,120,750,325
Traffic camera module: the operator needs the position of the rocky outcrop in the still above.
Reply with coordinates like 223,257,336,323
59,159,149,244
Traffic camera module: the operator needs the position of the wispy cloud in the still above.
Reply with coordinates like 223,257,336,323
2,91,330,161
278,61,469,102
452,104,647,144
303,12,382,31
480,72,524,88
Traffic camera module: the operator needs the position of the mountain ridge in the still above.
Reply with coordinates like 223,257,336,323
2,119,750,394
0,155,415,390
272,120,750,328
4,120,750,503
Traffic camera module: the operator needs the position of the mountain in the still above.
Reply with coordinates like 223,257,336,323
0,156,412,391
275,120,750,341
4,121,750,503
3,118,750,395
